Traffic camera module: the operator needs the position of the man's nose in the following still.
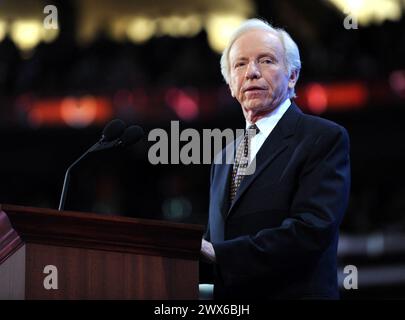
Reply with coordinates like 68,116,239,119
245,61,261,79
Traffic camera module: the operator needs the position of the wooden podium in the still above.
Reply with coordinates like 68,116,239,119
0,204,204,300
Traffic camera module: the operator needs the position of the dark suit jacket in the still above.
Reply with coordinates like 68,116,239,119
205,102,351,299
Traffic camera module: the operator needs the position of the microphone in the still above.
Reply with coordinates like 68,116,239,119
87,119,126,153
102,119,126,141
117,125,145,147
58,119,126,211
89,125,145,152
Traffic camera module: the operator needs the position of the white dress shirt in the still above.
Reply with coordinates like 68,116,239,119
246,98,291,164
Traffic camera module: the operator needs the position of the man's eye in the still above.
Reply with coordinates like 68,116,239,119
260,59,273,64
235,62,245,68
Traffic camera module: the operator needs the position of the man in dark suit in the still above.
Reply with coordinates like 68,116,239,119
200,18,351,299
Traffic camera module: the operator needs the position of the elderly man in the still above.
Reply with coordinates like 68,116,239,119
200,19,350,299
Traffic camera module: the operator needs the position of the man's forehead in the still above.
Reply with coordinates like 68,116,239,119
229,29,283,59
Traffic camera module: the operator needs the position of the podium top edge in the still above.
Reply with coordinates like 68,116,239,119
0,203,204,231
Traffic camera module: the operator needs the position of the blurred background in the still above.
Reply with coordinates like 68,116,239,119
1,0,405,299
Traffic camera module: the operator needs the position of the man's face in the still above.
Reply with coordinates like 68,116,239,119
228,29,297,121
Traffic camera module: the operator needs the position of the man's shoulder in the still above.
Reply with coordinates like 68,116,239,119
296,109,348,137
292,110,350,153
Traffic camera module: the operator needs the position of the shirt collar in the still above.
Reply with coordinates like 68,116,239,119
245,98,291,136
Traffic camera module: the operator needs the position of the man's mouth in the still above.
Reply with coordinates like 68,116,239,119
244,86,266,92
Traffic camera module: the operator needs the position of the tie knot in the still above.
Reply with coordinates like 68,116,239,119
247,124,259,134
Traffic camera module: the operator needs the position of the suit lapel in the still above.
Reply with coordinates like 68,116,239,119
226,103,302,217
214,134,243,218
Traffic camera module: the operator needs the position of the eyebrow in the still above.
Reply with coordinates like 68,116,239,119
257,52,277,60
233,52,278,63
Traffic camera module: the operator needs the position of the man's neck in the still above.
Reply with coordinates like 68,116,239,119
245,98,291,124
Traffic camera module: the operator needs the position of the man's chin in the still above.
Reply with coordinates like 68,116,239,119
243,101,264,111
243,103,271,114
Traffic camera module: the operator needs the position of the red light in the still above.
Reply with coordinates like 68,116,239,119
61,96,98,128
165,88,199,121
326,83,367,110
27,96,113,127
306,83,328,114
300,82,368,113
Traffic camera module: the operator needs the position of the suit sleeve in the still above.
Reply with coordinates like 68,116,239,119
213,125,351,286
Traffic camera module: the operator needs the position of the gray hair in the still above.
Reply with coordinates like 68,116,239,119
220,18,301,98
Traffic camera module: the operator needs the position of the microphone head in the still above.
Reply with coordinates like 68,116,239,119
102,119,126,142
120,125,145,147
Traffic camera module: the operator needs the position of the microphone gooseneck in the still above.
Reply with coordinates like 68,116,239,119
58,119,137,211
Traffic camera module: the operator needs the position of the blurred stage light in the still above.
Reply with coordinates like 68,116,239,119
77,0,254,51
25,96,112,128
206,14,246,53
126,17,156,43
157,15,202,37
109,18,127,42
42,27,59,43
165,88,199,121
389,70,405,98
180,15,203,37
27,100,60,128
162,196,192,221
27,107,45,128
61,96,98,128
10,20,42,52
112,15,203,42
7,19,59,53
299,82,368,113
327,0,403,25
159,16,184,37
306,83,328,114
0,20,6,42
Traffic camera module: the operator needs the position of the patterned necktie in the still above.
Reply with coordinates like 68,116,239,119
229,124,259,202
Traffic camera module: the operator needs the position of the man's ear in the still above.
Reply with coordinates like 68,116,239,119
288,69,299,89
